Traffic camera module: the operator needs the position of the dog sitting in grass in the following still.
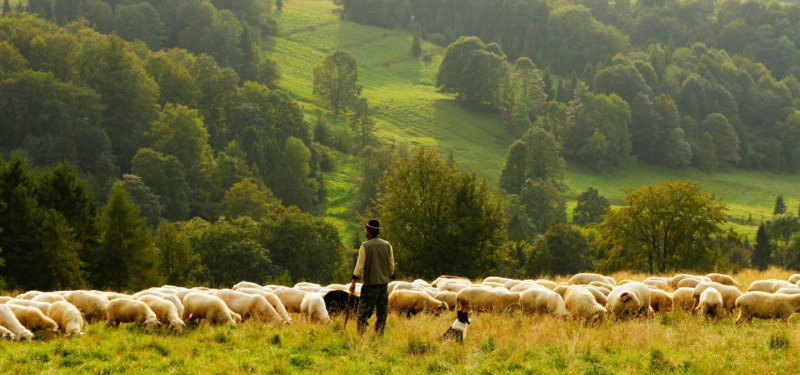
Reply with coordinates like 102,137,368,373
439,310,471,343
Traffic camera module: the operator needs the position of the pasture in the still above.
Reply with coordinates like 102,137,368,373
3,268,800,374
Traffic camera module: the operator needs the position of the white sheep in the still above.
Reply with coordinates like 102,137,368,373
389,290,448,316
15,291,43,300
233,281,264,290
649,289,673,312
671,288,695,311
776,288,800,295
47,301,84,337
564,285,606,325
696,288,723,320
137,295,186,333
64,291,109,323
32,293,66,303
300,293,332,323
106,298,160,331
569,273,610,285
6,304,58,333
676,278,702,289
273,288,308,313
0,296,12,304
0,325,14,340
535,279,558,290
705,273,741,287
213,289,283,323
789,274,800,284
520,288,569,318
482,276,512,285
747,279,791,293
692,282,741,312
606,282,653,319
435,291,457,311
235,288,292,324
0,305,34,341
6,299,52,314
181,292,236,326
455,287,520,313
735,291,800,324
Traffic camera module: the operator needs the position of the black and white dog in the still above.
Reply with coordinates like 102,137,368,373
439,310,471,343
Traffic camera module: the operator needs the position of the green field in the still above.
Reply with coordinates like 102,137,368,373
268,0,800,239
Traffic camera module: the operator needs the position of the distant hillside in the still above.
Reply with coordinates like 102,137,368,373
269,0,798,239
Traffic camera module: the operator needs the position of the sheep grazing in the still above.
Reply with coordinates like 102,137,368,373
585,286,608,306
0,305,34,341
0,296,12,304
106,298,160,331
431,275,470,288
132,290,184,316
389,290,448,317
747,279,791,293
455,287,520,313
677,278,702,289
6,304,58,333
668,275,705,290
789,274,800,284
65,291,109,323
435,291,457,311
671,288,695,311
606,282,653,319
273,288,308,313
232,281,264,290
15,291,43,300
776,288,800,295
300,293,332,323
32,293,66,304
642,279,672,292
568,273,610,286
482,276,512,285
437,282,470,293
6,299,52,314
520,288,569,319
0,325,14,340
322,290,358,316
696,288,723,320
235,288,292,324
137,295,186,333
535,279,559,290
692,282,742,312
588,281,614,292
181,292,236,326
735,291,800,324
553,285,569,299
564,286,606,325
705,273,741,287
213,289,283,323
47,301,84,337
649,289,673,312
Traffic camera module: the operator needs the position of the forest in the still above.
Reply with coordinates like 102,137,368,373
2,0,800,292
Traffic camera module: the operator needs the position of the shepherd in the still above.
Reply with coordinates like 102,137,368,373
349,219,395,336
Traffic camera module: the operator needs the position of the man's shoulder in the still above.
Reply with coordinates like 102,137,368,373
364,238,391,246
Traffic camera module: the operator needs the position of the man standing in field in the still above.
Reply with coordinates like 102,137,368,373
349,219,395,335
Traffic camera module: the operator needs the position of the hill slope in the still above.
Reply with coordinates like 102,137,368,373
268,0,798,239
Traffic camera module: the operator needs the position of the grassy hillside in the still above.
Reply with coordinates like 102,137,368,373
4,269,800,374
267,0,799,240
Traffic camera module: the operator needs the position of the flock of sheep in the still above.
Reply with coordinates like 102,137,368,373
1,272,800,341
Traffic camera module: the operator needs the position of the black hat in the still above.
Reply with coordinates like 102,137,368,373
365,220,381,231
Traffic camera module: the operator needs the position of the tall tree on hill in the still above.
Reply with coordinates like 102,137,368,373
97,181,162,291
313,50,362,114
572,187,610,226
774,195,786,216
2,0,10,15
436,36,509,109
350,96,376,149
377,146,507,279
599,181,727,273
752,223,771,271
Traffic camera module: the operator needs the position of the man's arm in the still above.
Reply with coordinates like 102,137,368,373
388,244,395,278
350,245,366,293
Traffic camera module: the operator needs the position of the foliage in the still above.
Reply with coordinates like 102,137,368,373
377,147,507,279
96,181,162,291
572,187,609,226
155,221,200,285
220,177,280,220
774,196,787,216
121,174,162,227
435,36,508,109
599,181,727,273
313,50,362,114
752,223,772,271
499,127,565,195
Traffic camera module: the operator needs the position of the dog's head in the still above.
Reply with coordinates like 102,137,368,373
456,310,471,324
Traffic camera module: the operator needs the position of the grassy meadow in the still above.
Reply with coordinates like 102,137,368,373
268,0,800,240
4,268,800,374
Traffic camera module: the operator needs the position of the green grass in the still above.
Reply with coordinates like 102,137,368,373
269,0,800,240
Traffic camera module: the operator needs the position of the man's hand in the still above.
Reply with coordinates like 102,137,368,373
349,280,356,294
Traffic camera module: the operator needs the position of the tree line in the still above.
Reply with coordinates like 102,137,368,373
1,13,328,222
0,156,344,291
338,0,800,173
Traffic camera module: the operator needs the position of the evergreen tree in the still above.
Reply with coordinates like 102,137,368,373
349,97,376,149
97,181,162,291
2,0,10,15
412,35,421,57
573,187,610,226
774,195,786,216
752,223,772,271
